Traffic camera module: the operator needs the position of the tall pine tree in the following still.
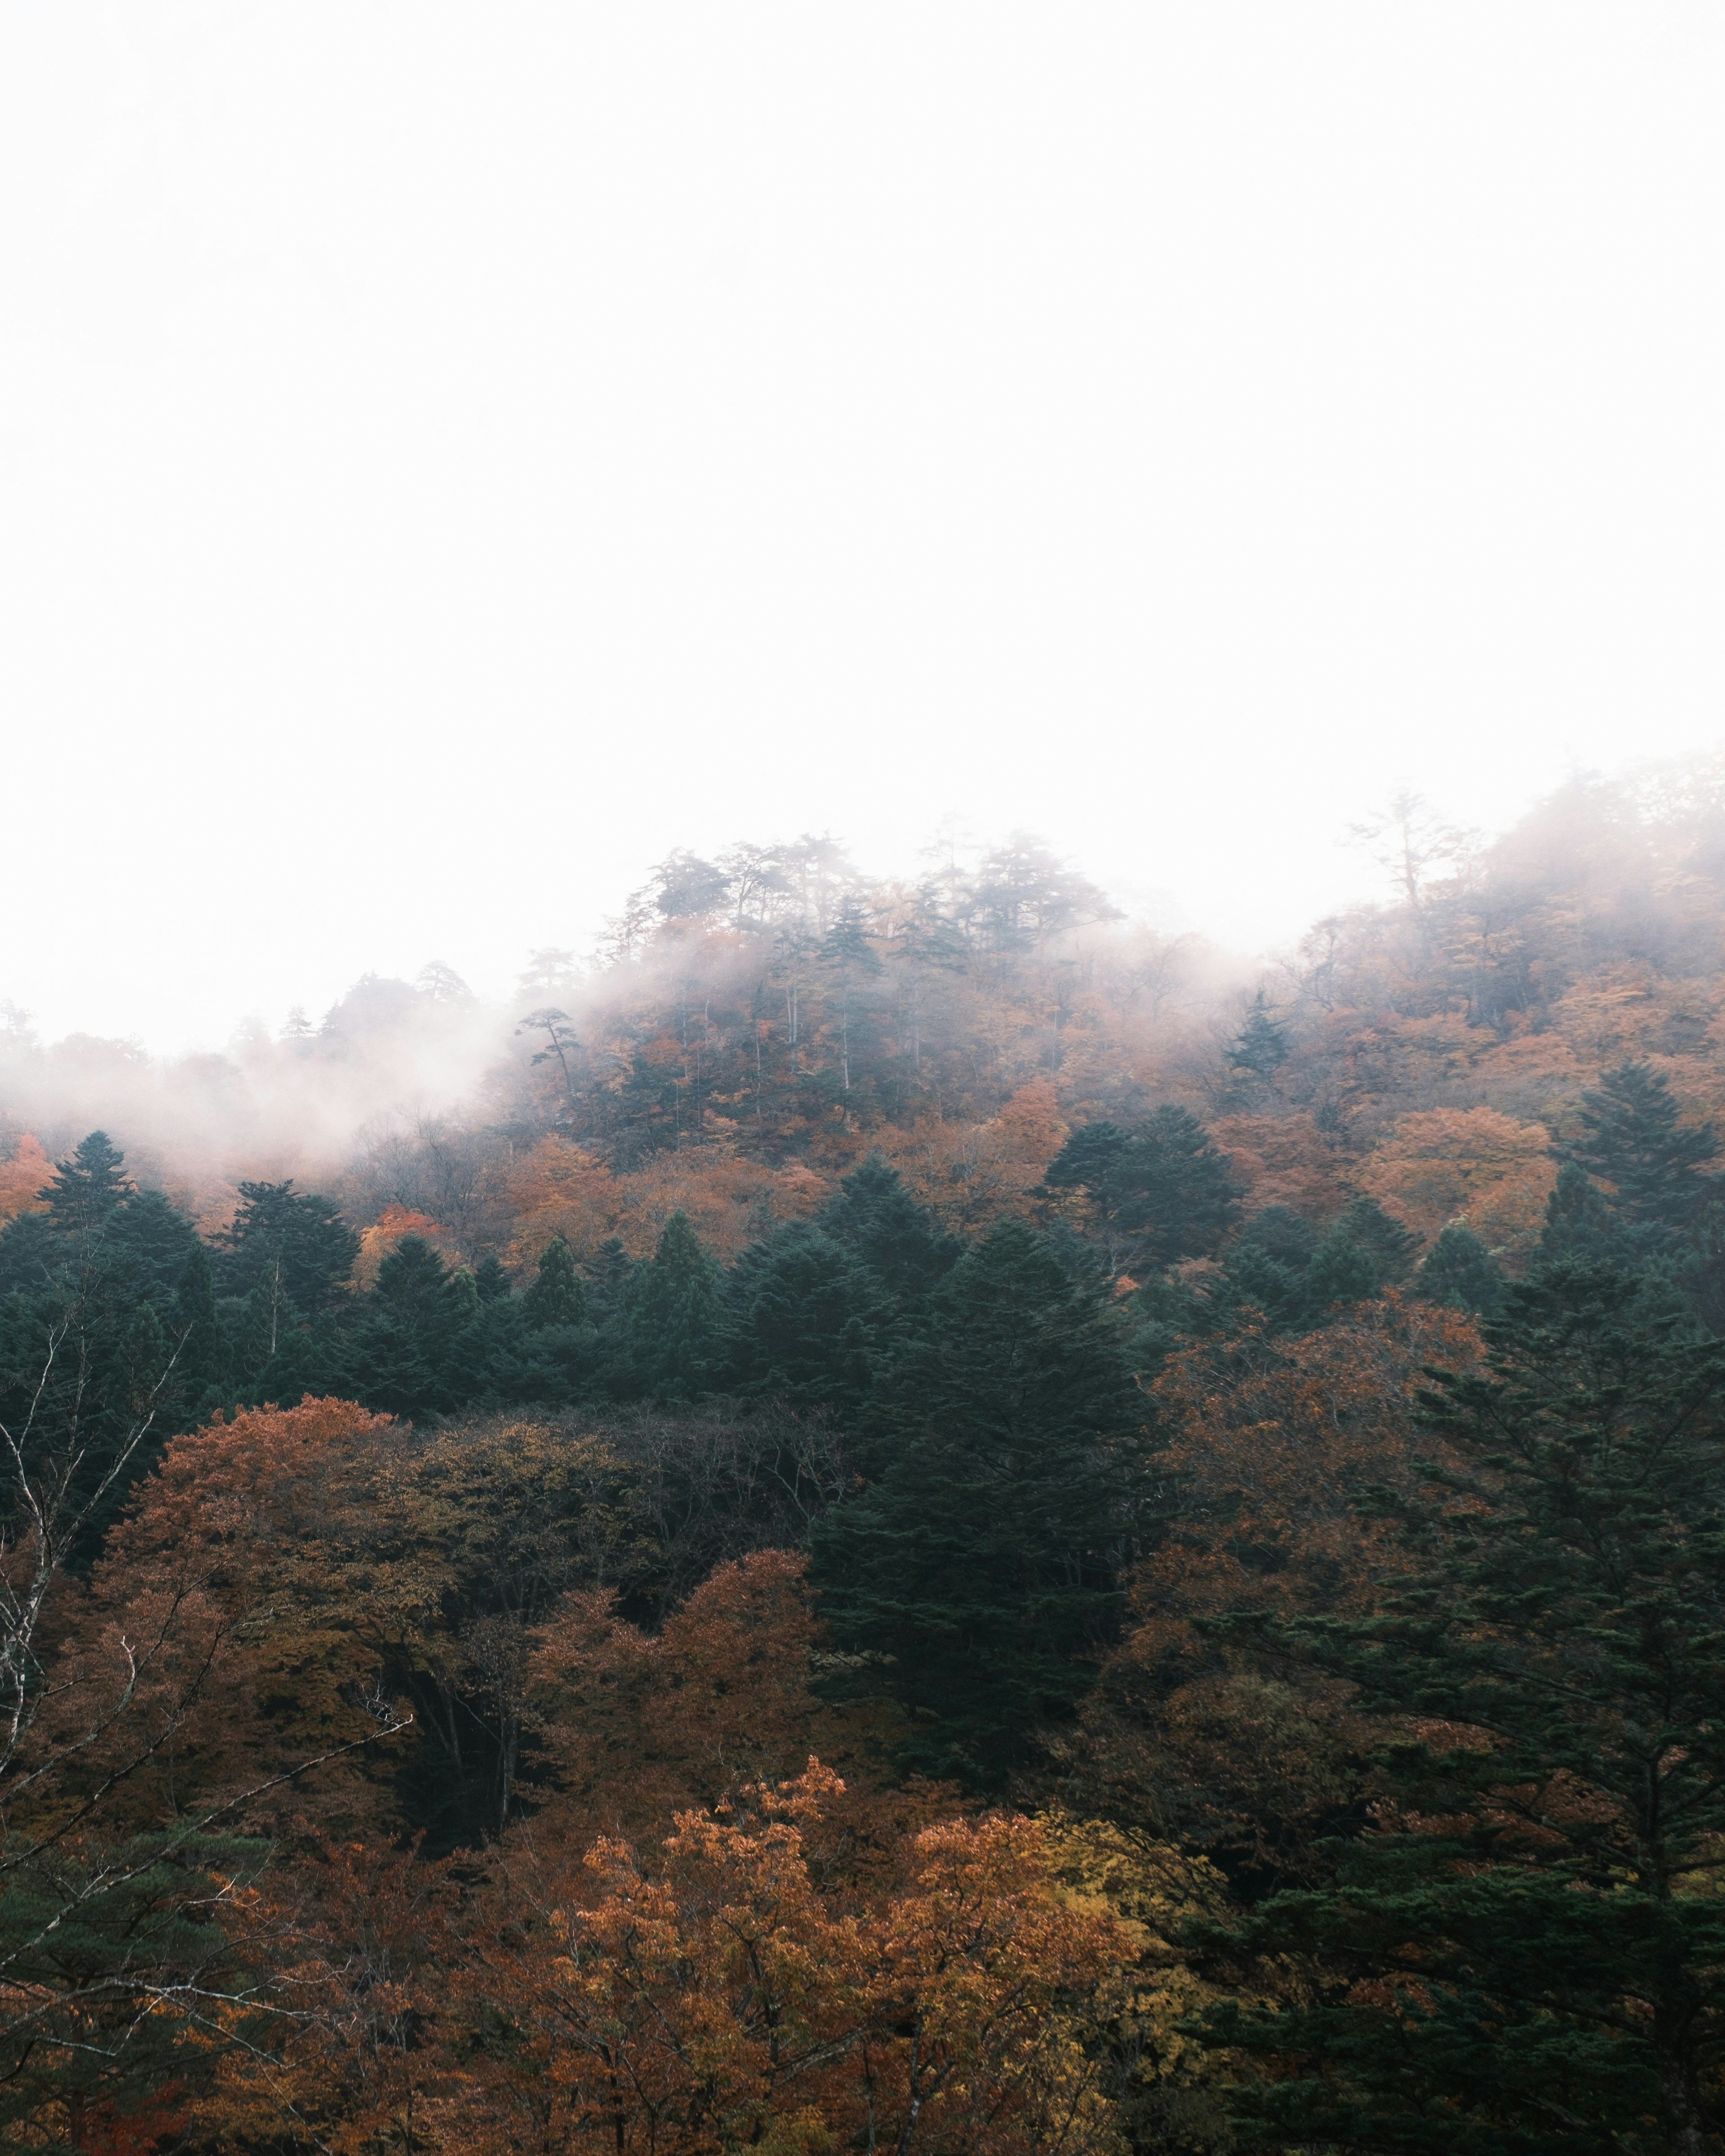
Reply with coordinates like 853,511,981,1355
1194,1257,1725,2154
217,1180,359,1312
347,1235,458,1417
1416,1222,1505,1316
168,1237,224,1412
39,1131,132,1237
619,1211,726,1402
1566,1060,1720,1234
1227,991,1290,1082
811,1221,1150,1785
818,1152,960,1307
725,1223,887,1408
1045,1106,1241,1274
521,1235,588,1329
1541,1155,1626,1264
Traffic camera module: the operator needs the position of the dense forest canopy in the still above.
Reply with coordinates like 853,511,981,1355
10,763,1725,2150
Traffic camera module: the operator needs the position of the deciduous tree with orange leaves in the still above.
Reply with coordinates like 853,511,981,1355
451,1762,1133,2156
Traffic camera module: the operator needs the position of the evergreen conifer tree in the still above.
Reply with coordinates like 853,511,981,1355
0,1212,59,1298
1194,1258,1725,2153
818,1152,960,1306
473,1251,513,1302
1415,1222,1505,1316
39,1131,131,1236
1232,1205,1319,1271
725,1224,887,1408
347,1234,458,1416
168,1237,224,1409
810,1221,1148,1785
586,1237,635,1325
521,1235,588,1329
372,1235,453,1316
234,1259,295,1371
1042,1120,1133,1196
1218,1246,1309,1329
115,1299,169,1416
1206,1206,1317,1330
620,1211,726,1401
1227,991,1290,1082
217,1180,359,1311
1567,1059,1720,1233
107,1189,203,1300
1045,1107,1240,1274
1338,1193,1421,1283
0,1830,268,2134
1540,1156,1624,1264
821,902,882,1093
1301,1219,1380,1314
1125,1266,1205,1367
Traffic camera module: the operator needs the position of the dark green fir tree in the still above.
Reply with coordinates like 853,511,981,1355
586,1237,635,1326
40,1131,132,1237
168,1236,225,1410
1300,1216,1380,1315
1540,1156,1626,1264
1415,1222,1505,1317
1206,1206,1316,1331
521,1235,588,1329
217,1179,360,1312
107,1189,202,1300
1337,1194,1422,1284
819,1152,961,1307
726,1223,888,1409
1566,1059,1720,1234
347,1234,458,1417
1193,1257,1725,2154
1045,1106,1241,1275
810,1220,1150,1786
619,1211,726,1402
1227,991,1290,1083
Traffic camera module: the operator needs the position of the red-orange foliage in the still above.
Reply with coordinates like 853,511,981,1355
504,1133,829,1266
887,1081,1069,1235
1133,1293,1481,1660
522,1550,940,1877
194,1831,462,2155
1354,1104,1555,1255
0,1130,47,1220
1066,1297,1481,1866
1208,1112,1346,1221
40,1400,416,1836
449,1764,1131,2156
355,1202,455,1285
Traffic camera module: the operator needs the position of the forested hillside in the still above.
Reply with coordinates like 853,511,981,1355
9,766,1725,2150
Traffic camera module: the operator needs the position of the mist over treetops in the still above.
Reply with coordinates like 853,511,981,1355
11,760,1725,2151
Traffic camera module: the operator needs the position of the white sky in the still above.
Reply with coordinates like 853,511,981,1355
1,3,1721,1051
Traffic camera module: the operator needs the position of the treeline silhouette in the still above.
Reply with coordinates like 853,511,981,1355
7,769,1725,2148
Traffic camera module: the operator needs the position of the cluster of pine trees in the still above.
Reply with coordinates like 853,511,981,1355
10,775,1725,2149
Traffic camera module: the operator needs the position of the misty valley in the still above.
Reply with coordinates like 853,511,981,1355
8,778,1725,2153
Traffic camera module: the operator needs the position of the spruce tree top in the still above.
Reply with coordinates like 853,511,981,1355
1566,1058,1720,1231
1044,1106,1241,1272
1319,1256,1725,1839
1227,991,1290,1080
623,1211,726,1401
521,1235,588,1329
819,1153,959,1302
39,1130,132,1234
219,1180,359,1312
372,1234,453,1312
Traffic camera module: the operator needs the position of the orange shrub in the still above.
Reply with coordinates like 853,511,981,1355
1355,1104,1556,1253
